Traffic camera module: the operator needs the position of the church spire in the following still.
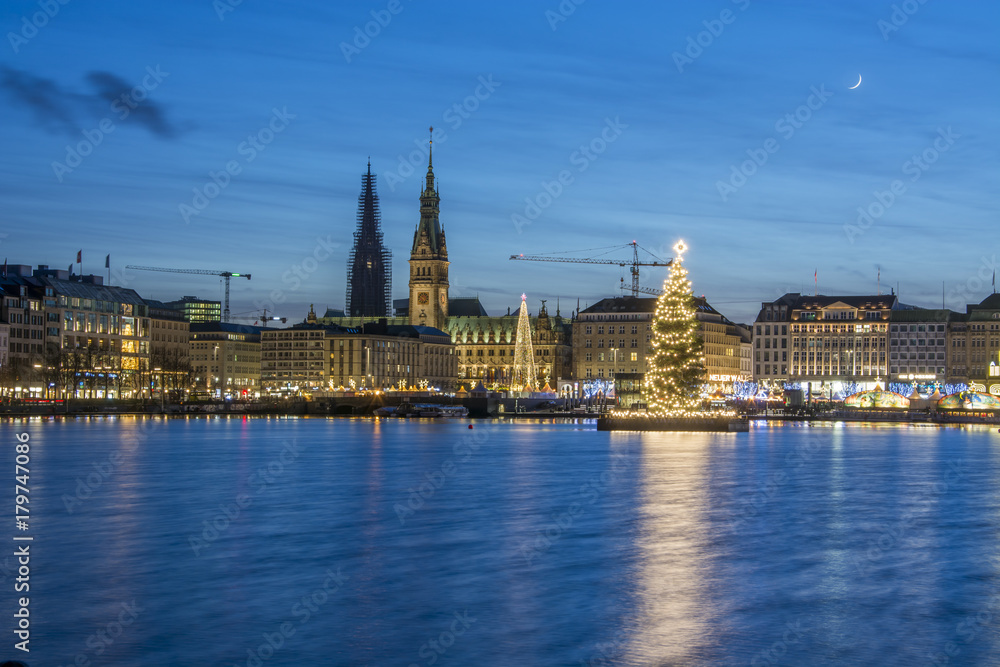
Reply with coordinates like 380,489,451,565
408,126,449,331
412,126,445,257
346,160,392,317
425,126,435,193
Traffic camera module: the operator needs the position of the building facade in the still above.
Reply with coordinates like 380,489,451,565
448,300,572,387
571,296,748,392
887,308,951,386
145,299,192,399
0,323,8,371
753,293,899,392
190,323,262,397
1,265,153,399
0,271,47,396
260,318,456,394
164,296,222,323
946,294,1000,392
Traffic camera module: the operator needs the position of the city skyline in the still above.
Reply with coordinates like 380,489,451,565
1,0,997,325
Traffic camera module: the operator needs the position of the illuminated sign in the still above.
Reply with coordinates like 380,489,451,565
709,374,747,382
898,374,937,380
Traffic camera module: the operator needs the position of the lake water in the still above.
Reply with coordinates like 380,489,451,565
2,416,999,666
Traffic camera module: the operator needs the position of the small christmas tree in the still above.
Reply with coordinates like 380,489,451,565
643,240,705,413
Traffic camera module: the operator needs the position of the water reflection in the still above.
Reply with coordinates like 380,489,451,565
626,433,715,665
3,418,1000,665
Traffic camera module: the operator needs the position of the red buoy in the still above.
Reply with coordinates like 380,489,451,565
468,424,474,429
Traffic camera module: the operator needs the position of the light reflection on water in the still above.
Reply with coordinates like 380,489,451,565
2,417,999,666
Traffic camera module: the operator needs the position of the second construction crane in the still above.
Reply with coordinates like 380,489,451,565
124,265,251,322
509,241,670,297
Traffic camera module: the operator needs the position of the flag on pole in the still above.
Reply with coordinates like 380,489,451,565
105,254,110,268
76,250,82,263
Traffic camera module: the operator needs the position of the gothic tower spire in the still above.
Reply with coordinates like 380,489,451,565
346,161,392,317
408,127,449,330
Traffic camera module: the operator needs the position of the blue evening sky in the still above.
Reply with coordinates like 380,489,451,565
1,0,997,324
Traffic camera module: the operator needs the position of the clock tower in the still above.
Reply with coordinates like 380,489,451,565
408,128,449,330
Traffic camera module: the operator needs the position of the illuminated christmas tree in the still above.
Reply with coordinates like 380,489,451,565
643,240,705,413
512,294,536,391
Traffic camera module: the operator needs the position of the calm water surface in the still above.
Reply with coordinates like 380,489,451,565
2,417,999,666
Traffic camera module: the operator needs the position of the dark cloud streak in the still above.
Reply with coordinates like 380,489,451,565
0,66,80,134
0,67,179,139
84,71,177,139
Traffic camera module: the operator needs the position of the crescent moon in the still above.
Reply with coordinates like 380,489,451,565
849,74,862,90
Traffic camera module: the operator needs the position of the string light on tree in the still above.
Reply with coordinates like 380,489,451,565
512,293,537,391
642,238,706,413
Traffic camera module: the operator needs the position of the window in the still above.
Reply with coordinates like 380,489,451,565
630,352,637,361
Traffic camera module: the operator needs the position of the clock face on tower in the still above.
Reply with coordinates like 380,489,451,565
417,292,429,305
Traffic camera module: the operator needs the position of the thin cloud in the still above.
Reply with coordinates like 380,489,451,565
85,71,178,139
0,67,180,139
0,66,79,133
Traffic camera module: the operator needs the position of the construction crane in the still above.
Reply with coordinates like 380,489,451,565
230,309,287,327
125,265,251,322
510,241,671,297
623,283,664,297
